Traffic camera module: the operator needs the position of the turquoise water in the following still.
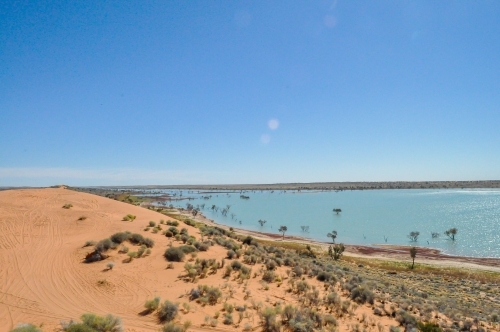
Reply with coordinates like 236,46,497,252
155,189,500,258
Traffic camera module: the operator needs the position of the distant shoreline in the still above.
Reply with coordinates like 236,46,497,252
82,180,500,191
173,209,500,272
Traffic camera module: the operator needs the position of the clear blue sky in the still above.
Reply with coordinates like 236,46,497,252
1,1,499,186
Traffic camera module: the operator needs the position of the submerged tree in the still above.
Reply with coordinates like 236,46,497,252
300,225,309,233
258,219,267,227
333,208,342,214
444,228,457,241
407,231,420,242
410,247,417,269
278,225,288,240
431,232,440,239
327,230,338,243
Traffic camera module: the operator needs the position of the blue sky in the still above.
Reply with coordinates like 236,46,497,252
1,1,499,186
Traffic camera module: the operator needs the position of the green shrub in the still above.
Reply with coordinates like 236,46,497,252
161,323,183,332
417,322,442,332
178,245,197,254
167,220,179,227
149,221,156,227
110,232,130,244
62,313,122,332
165,231,173,237
158,300,179,322
223,313,233,325
350,285,375,305
122,214,136,221
145,297,161,312
165,247,185,262
10,324,42,332
95,239,113,253
262,271,276,283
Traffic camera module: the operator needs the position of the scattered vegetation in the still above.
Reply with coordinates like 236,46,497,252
61,313,122,332
122,214,136,221
62,204,73,209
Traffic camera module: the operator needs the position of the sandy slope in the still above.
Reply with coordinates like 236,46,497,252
1,188,399,332
0,188,194,331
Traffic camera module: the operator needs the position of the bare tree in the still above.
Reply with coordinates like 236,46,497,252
383,236,388,243
444,228,457,241
407,231,420,242
300,226,309,233
431,232,440,239
278,226,287,240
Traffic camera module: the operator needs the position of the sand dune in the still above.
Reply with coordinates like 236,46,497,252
1,188,400,332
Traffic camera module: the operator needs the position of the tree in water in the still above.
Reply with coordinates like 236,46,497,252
258,219,267,227
407,231,420,242
333,208,342,214
327,230,337,243
431,232,440,239
444,228,457,241
410,247,417,269
300,225,309,233
278,226,287,240
328,243,345,260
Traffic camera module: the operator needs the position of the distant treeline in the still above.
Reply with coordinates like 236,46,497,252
80,180,500,191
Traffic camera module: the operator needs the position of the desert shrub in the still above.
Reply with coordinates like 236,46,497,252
129,233,145,244
158,300,179,322
149,221,156,227
95,239,113,253
197,243,210,252
78,216,87,221
142,237,154,248
242,236,254,245
137,245,146,257
227,250,237,259
62,313,122,332
317,271,335,282
292,265,303,277
145,297,161,312
324,314,337,326
165,231,173,237
183,219,196,226
168,227,179,235
178,245,196,254
84,240,96,247
122,214,136,221
223,313,233,325
296,280,309,293
106,262,115,270
350,285,375,304
110,232,130,244
164,247,185,262
179,234,188,244
396,310,417,330
189,288,201,300
62,204,73,209
180,228,188,235
266,260,277,271
262,271,276,283
198,285,222,305
161,323,183,332
10,324,41,332
260,307,280,332
282,305,297,323
230,260,243,271
417,322,442,332
325,292,340,307
167,220,179,226
118,245,129,253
